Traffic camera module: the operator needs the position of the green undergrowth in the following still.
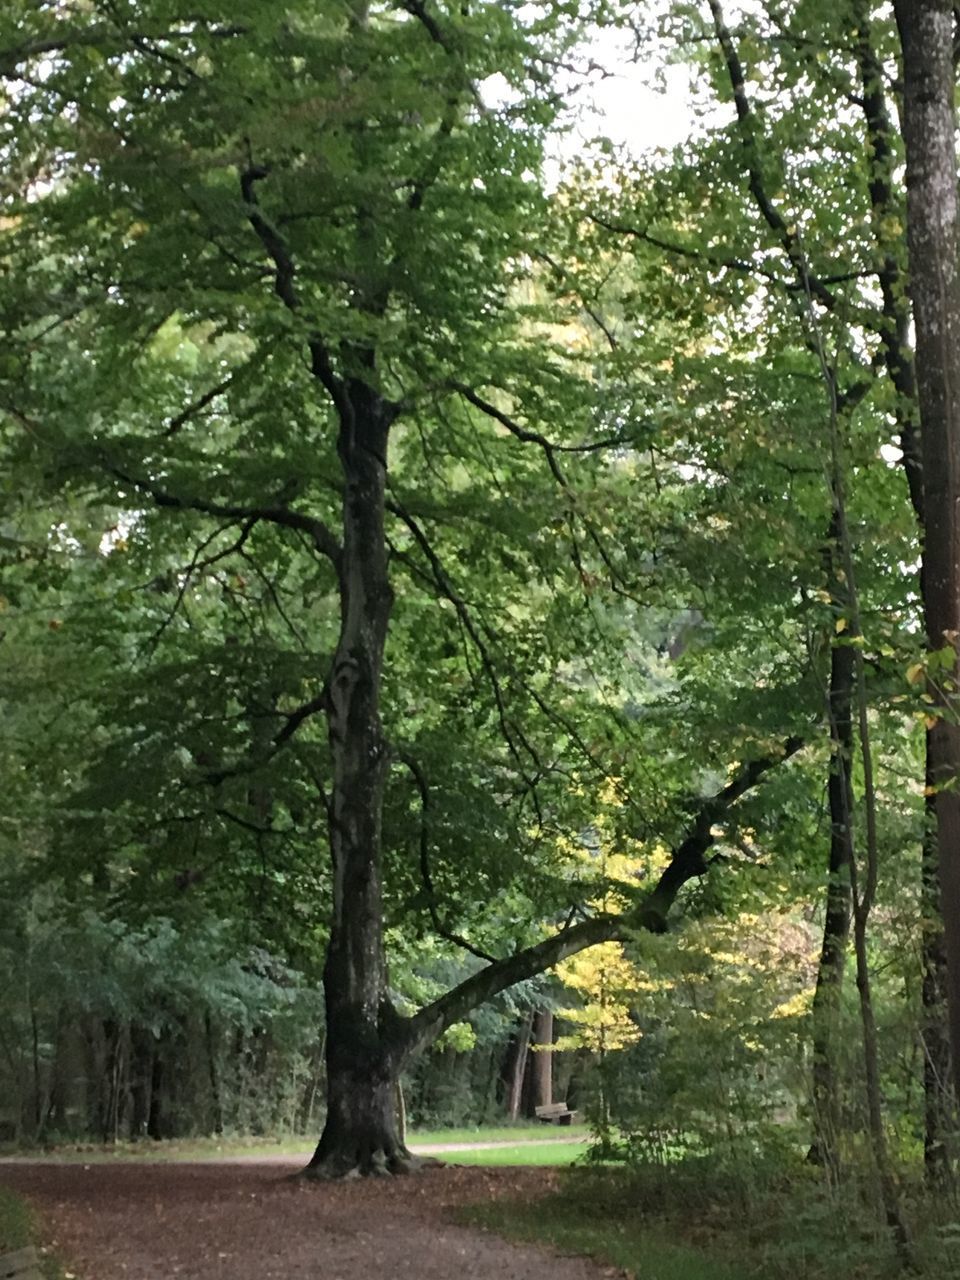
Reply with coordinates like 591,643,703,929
0,1187,65,1280
462,1183,744,1280
460,1156,960,1280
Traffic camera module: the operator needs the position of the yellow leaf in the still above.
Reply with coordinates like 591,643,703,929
906,662,925,685
835,618,848,633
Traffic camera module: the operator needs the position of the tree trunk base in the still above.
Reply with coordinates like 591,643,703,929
298,1146,444,1180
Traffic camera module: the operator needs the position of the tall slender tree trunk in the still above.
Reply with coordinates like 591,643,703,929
305,383,413,1178
521,1009,554,1118
894,0,960,1108
499,1012,534,1122
204,1012,224,1138
809,634,854,1173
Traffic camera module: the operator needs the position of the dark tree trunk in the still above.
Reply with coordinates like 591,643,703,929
521,1009,554,1117
305,383,411,1177
129,1024,154,1139
98,1018,122,1144
921,765,955,1180
204,1012,224,1137
808,638,854,1174
499,1012,534,1122
147,1045,165,1140
894,0,960,1107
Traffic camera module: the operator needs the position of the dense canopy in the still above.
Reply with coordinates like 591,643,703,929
2,0,960,1266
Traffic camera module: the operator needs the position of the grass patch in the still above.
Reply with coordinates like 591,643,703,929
411,1124,588,1146
0,1186,65,1280
445,1142,587,1167
0,1186,32,1252
0,1135,314,1163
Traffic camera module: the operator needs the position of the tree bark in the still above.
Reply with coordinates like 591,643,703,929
852,5,954,1176
305,382,411,1177
894,0,960,1107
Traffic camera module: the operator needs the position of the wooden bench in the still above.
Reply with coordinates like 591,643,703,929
0,1246,42,1279
535,1102,578,1126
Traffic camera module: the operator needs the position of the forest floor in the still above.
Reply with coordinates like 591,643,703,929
0,1160,617,1280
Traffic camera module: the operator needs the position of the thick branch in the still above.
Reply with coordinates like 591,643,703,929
110,466,343,568
403,736,803,1055
239,165,345,414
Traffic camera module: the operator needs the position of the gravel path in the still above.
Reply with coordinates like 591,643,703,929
0,1161,608,1280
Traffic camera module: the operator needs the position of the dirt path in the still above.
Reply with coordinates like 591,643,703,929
0,1161,608,1280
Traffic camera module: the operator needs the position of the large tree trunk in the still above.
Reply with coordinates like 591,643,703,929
851,7,954,1176
808,637,854,1173
305,383,410,1178
894,0,960,1106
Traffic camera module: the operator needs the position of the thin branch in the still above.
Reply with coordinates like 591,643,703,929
398,752,499,963
588,215,870,294
386,495,545,812
273,687,330,749
148,518,256,650
109,465,343,568
161,374,236,439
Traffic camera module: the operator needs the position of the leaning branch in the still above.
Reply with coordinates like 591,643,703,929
403,736,803,1055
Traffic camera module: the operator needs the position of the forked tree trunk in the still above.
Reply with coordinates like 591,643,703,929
894,0,960,1108
304,382,411,1178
